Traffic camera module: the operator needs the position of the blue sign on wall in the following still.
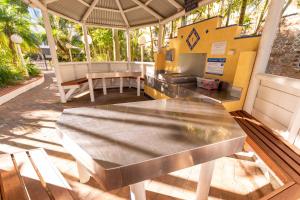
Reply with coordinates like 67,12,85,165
207,58,226,62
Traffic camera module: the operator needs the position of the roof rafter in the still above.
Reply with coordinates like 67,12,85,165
93,6,120,13
167,0,183,10
43,0,59,4
76,0,90,7
81,0,100,22
115,0,129,27
124,5,139,13
130,0,162,20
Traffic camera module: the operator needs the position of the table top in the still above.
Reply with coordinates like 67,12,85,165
57,97,246,190
86,71,141,79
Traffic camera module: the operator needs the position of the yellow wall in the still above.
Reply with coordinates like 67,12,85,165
150,17,261,111
158,16,260,84
223,51,257,111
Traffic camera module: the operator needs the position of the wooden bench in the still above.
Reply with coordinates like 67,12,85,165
231,110,300,200
61,78,88,102
0,149,76,200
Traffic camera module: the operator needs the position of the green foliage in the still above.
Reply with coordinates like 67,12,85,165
26,63,41,77
0,65,23,87
0,0,42,87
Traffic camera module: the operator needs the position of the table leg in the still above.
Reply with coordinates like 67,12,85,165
130,181,146,200
128,78,131,88
77,160,90,183
195,160,215,200
120,77,123,93
137,76,141,96
102,78,107,95
88,78,95,102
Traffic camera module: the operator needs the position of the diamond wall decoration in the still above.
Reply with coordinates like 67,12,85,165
186,28,200,50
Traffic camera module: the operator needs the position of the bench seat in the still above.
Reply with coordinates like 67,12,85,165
61,78,88,86
0,149,75,200
231,110,300,200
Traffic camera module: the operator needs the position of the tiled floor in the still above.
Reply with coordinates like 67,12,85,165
0,72,275,199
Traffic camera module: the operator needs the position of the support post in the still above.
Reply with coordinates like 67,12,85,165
41,8,66,103
126,29,131,71
82,24,91,72
141,45,145,77
243,0,285,113
157,23,163,52
112,29,120,61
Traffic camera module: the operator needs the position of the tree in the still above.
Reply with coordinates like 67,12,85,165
0,0,40,65
238,0,248,25
254,0,269,34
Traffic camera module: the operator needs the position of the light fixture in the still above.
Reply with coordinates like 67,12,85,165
10,34,23,44
81,35,92,45
138,36,146,46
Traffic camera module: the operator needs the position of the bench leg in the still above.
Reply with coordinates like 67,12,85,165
130,181,146,200
137,77,141,96
195,160,215,200
77,160,90,183
88,78,95,102
120,77,123,93
65,88,77,101
102,78,107,95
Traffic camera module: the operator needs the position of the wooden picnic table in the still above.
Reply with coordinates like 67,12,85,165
56,97,246,200
86,71,142,102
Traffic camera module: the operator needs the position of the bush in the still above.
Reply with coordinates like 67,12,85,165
0,65,23,88
26,64,41,77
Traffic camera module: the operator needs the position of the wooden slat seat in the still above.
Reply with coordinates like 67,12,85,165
231,110,300,200
0,149,75,200
61,78,88,86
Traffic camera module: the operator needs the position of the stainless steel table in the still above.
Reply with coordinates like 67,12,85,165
57,97,246,200
86,72,142,102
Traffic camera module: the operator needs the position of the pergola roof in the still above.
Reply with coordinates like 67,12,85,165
29,0,215,29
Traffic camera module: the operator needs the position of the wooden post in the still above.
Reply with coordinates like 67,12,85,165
126,29,131,71
82,24,92,72
41,8,66,103
157,23,163,52
243,0,285,113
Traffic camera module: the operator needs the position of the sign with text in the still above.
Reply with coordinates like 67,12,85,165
206,58,226,75
185,0,199,12
211,41,227,55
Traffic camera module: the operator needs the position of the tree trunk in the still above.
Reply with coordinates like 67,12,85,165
207,4,210,18
254,0,269,34
112,29,120,61
238,0,248,25
219,0,225,16
181,15,186,26
282,0,292,15
226,0,232,26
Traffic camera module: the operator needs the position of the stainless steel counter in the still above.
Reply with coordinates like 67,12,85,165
145,75,240,103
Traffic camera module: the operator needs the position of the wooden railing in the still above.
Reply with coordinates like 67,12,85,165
58,61,155,83
252,73,300,149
